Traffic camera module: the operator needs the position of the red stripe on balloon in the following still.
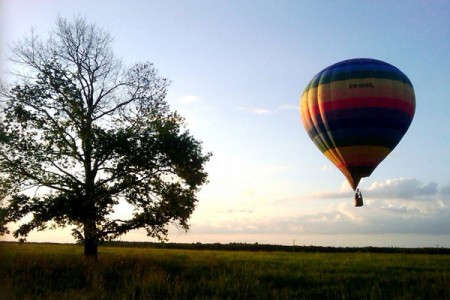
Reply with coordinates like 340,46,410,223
307,97,415,117
335,161,380,168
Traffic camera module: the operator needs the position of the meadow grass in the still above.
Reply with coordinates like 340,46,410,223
0,242,449,299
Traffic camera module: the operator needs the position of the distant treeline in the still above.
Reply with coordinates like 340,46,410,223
101,241,450,254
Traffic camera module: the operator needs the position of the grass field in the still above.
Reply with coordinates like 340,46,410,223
0,242,449,300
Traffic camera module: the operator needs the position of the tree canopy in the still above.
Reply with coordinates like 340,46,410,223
0,17,211,256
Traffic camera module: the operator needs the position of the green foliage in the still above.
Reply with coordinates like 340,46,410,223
0,242,449,300
0,17,211,254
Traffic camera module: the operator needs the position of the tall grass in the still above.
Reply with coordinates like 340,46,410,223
0,242,449,299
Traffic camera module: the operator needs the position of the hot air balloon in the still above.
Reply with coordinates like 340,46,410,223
300,58,415,206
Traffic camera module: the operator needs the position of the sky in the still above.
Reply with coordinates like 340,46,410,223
1,0,449,248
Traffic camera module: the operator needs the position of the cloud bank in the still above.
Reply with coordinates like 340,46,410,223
238,107,272,114
187,177,450,245
238,103,299,115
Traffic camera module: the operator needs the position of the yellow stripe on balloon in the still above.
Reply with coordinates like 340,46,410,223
324,145,392,168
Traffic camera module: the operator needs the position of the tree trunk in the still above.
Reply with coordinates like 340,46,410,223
84,222,98,259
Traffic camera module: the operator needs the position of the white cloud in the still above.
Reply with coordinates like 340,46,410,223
279,104,299,111
365,178,438,200
238,104,299,115
238,107,272,114
320,164,331,172
176,95,201,105
438,182,450,200
189,196,450,237
308,177,439,201
191,177,450,240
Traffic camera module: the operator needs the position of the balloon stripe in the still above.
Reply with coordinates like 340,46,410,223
308,97,415,117
304,108,413,134
331,145,392,164
311,128,405,149
306,59,413,89
309,69,412,88
303,78,414,97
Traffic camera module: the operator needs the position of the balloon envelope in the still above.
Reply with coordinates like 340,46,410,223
300,58,415,190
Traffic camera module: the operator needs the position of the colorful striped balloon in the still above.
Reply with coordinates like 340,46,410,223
300,58,415,190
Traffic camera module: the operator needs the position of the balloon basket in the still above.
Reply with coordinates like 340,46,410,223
354,193,364,207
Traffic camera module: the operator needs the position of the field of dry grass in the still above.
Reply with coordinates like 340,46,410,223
1,242,449,299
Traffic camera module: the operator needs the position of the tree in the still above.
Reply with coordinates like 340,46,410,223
0,17,211,257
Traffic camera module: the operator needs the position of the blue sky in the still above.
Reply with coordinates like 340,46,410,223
1,0,450,247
